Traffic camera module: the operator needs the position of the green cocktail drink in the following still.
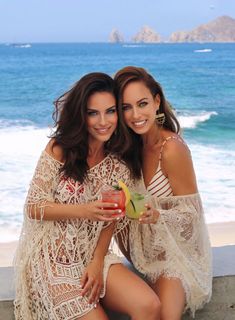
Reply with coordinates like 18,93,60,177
126,193,149,219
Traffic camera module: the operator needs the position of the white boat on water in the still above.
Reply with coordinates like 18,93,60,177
10,43,32,48
194,48,212,53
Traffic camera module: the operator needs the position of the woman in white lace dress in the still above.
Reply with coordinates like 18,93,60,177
114,66,212,319
14,72,161,320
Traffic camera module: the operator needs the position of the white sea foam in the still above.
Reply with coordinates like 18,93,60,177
0,224,21,242
191,144,235,224
0,123,235,242
178,111,218,129
0,119,35,128
0,124,50,241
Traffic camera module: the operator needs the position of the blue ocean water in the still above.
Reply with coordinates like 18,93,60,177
0,43,235,241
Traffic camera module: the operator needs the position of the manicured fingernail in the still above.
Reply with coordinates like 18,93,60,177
117,209,122,213
114,203,118,207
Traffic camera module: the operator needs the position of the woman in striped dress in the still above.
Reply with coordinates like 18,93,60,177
114,66,212,319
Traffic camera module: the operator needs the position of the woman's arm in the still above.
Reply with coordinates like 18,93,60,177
162,138,198,195
28,201,119,221
80,222,116,303
25,140,121,221
140,138,198,224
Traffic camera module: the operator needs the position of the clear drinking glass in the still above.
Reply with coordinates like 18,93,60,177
101,186,126,217
126,192,149,219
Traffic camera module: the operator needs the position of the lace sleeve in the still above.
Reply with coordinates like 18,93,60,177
131,193,212,315
25,150,63,221
153,193,210,255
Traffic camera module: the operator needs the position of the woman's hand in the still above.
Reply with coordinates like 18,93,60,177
80,258,104,305
80,201,122,221
139,204,160,224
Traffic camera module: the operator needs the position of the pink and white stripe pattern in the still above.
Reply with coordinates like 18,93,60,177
147,166,173,197
147,136,185,197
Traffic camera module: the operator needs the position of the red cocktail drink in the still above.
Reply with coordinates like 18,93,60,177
101,187,125,217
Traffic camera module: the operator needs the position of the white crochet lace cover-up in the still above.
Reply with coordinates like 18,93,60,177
14,151,130,320
123,182,212,317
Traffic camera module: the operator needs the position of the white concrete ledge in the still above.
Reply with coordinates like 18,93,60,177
0,246,235,320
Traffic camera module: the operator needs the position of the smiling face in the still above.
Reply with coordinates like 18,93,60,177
86,91,117,143
122,81,160,135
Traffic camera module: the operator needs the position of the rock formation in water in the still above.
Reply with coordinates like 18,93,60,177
109,29,124,43
170,16,235,42
132,26,161,43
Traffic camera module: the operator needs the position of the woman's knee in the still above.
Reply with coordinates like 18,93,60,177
160,303,185,320
131,293,161,318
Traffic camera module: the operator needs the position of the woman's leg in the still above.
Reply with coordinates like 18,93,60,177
102,264,161,320
115,226,132,262
152,276,186,320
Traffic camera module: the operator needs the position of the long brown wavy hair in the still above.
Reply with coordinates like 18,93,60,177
114,66,181,179
50,72,119,183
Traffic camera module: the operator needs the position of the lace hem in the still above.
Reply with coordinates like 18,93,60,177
125,193,212,315
14,150,133,319
100,253,123,298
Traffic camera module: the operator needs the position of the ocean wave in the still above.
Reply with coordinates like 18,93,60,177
0,125,50,242
178,111,218,129
0,124,235,242
0,223,21,242
0,125,50,155
190,144,235,224
0,119,36,129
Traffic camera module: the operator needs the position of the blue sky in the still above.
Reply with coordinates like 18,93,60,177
1,0,235,42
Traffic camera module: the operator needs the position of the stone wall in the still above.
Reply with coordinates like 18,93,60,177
1,276,235,320
1,246,234,320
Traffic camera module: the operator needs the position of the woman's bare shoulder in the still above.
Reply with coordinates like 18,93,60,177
161,134,197,194
162,134,191,166
45,139,64,163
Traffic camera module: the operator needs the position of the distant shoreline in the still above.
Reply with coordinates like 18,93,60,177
2,42,235,44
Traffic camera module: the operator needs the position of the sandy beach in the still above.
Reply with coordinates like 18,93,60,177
0,221,235,267
207,221,235,247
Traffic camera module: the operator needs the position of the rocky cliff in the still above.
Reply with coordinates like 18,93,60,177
132,26,161,43
109,29,124,43
170,16,235,42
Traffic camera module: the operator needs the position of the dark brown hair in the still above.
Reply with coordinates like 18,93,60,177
50,72,117,183
114,66,181,179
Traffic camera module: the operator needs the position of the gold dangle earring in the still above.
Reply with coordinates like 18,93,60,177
155,110,165,126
